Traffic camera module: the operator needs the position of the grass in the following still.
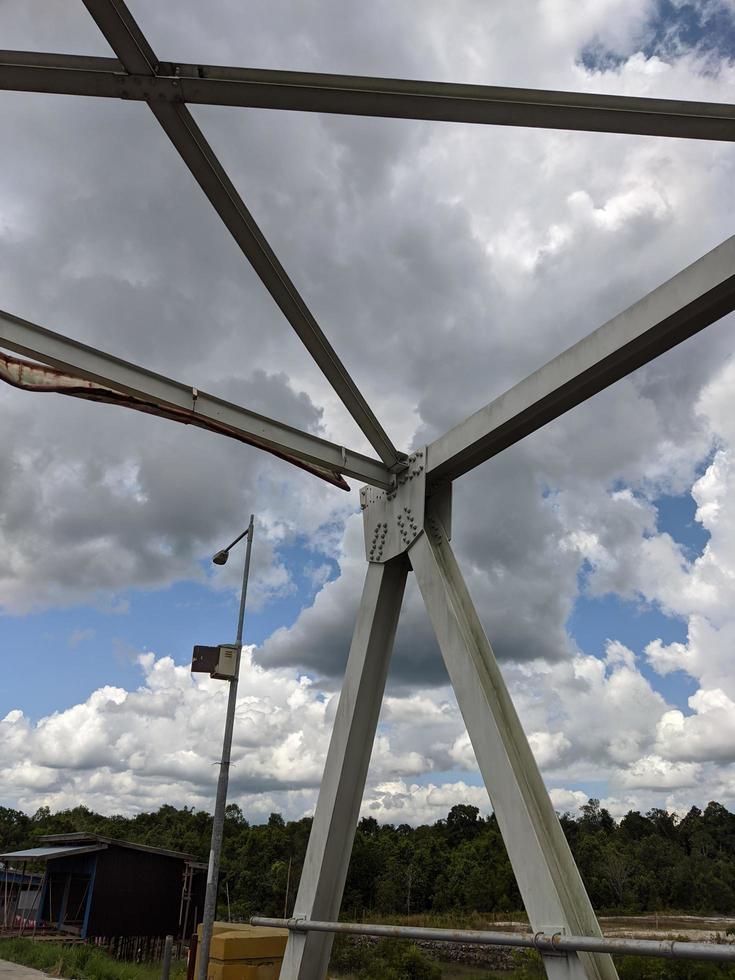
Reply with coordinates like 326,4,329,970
0,938,188,980
435,966,528,979
331,969,521,979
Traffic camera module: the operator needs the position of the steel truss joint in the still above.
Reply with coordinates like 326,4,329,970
361,449,427,562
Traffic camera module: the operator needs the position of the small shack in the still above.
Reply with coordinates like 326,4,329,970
0,833,206,940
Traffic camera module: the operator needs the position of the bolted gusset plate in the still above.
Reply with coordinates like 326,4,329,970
360,449,426,562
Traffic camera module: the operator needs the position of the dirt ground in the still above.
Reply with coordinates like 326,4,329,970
599,913,735,941
487,914,735,941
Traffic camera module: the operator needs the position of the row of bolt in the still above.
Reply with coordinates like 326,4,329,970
369,521,388,560
398,505,418,543
427,515,443,545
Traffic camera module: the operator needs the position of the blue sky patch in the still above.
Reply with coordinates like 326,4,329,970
580,0,735,71
654,489,709,558
0,536,340,721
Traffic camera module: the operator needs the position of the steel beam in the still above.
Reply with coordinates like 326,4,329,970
282,557,409,980
427,234,735,484
80,0,157,75
2,50,735,142
0,308,392,489
254,917,735,963
409,504,617,980
77,0,403,470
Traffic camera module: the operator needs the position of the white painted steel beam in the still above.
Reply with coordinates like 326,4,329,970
0,308,392,489
2,51,735,142
281,557,409,980
409,507,618,980
78,0,404,470
427,235,735,484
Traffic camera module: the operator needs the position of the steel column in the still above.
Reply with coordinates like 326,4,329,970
408,508,617,980
281,557,408,980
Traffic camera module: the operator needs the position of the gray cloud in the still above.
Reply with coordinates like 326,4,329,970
1,3,734,714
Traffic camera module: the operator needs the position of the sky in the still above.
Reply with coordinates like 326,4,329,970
1,0,735,827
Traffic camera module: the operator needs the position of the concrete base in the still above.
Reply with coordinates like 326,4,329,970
0,961,54,980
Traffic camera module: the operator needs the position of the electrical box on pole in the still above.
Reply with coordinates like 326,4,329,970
191,644,239,680
212,644,239,680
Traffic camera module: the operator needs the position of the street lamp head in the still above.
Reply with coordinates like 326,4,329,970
212,520,252,565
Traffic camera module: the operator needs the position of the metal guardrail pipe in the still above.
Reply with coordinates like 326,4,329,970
250,916,735,963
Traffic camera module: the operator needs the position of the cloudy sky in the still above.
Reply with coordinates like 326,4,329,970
2,0,735,827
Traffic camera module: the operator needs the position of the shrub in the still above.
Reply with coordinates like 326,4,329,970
328,936,440,979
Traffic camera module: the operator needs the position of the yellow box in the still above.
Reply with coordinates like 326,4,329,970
206,961,281,980
195,922,288,980
210,928,288,961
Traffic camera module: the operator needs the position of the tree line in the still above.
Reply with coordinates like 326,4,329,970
2,799,735,919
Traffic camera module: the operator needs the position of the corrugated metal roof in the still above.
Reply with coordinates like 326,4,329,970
0,844,107,861
39,833,198,862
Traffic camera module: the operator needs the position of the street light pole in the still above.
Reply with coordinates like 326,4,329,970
197,514,254,980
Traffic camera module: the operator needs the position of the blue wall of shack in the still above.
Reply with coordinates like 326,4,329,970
0,870,43,887
35,853,97,939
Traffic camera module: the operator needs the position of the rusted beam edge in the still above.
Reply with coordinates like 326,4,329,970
0,308,393,490
1,51,734,141
0,351,350,490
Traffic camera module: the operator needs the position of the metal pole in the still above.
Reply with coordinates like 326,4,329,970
283,856,292,919
197,514,254,980
186,933,198,980
161,935,173,980
251,917,735,964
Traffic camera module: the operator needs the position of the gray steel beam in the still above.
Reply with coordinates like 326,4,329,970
427,234,735,484
409,503,617,980
76,1,403,470
2,50,735,141
0,51,123,94
79,0,157,75
0,308,393,489
282,557,409,980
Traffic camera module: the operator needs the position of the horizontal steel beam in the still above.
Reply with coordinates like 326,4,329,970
2,50,735,141
427,234,735,484
0,308,393,489
251,917,735,963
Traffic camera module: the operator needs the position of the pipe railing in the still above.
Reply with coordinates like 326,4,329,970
250,916,735,964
